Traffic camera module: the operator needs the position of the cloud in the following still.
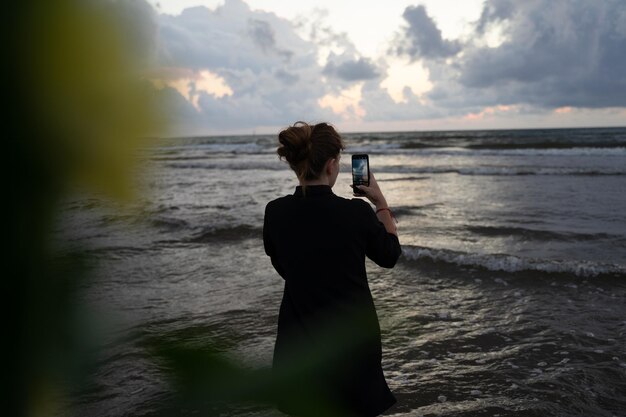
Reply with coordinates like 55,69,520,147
323,57,380,81
140,0,626,133
417,0,626,110
292,8,359,58
392,5,461,60
274,69,299,85
247,18,276,52
156,1,308,72
146,0,345,133
474,0,516,33
246,18,294,61
360,78,443,122
144,0,398,133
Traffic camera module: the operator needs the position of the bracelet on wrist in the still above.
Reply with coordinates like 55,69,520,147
375,207,398,224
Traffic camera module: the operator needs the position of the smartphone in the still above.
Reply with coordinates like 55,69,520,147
352,154,370,196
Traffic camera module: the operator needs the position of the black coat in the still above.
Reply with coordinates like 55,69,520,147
263,184,401,417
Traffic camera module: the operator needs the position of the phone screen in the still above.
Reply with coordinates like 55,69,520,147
352,154,369,194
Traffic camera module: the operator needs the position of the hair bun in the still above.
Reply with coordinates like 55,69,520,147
277,121,313,164
276,121,345,182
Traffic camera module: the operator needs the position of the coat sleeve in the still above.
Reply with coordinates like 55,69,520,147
359,200,402,268
263,202,286,279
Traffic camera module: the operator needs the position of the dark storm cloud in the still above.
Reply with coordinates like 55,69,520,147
392,5,461,60
477,0,625,108
475,0,516,33
322,57,380,81
407,0,626,111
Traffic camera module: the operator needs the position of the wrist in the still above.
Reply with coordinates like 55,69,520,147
374,198,388,210
375,206,399,224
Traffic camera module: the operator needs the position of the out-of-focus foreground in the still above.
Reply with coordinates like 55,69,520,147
7,0,159,415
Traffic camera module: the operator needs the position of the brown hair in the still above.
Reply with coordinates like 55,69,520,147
277,121,345,191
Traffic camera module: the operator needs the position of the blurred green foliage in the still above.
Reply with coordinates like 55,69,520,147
142,303,379,417
6,1,159,415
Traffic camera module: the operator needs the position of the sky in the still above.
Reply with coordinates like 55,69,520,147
139,0,626,135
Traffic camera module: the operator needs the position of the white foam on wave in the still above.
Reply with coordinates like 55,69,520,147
388,146,626,158
401,245,626,277
374,165,626,176
165,160,288,171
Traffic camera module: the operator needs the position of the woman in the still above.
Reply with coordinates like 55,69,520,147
263,121,401,417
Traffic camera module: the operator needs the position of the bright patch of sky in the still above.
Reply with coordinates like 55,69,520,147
151,0,485,59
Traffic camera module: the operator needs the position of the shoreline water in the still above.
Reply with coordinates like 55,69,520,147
59,127,626,416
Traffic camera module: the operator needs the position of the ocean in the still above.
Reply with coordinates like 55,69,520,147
57,127,626,416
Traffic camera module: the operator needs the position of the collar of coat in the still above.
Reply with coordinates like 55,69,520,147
293,184,333,197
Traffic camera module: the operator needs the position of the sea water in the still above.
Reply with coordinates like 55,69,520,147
58,127,626,416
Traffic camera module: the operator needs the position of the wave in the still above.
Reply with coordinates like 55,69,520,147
160,159,626,176
156,141,626,157
187,224,262,243
401,245,626,278
160,136,277,154
358,128,626,156
156,128,626,156
380,127,626,151
399,142,626,151
374,165,626,176
150,216,189,230
385,146,626,158
465,225,626,244
467,142,626,150
150,155,217,162
391,203,443,218
163,161,287,171
377,175,430,182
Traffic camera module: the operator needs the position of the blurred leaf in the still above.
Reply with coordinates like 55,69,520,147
7,1,164,416
144,303,382,417
19,0,162,202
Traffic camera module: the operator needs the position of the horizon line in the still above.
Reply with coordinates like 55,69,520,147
154,124,626,140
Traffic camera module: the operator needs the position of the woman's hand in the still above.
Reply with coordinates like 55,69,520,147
351,172,388,209
352,171,398,235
